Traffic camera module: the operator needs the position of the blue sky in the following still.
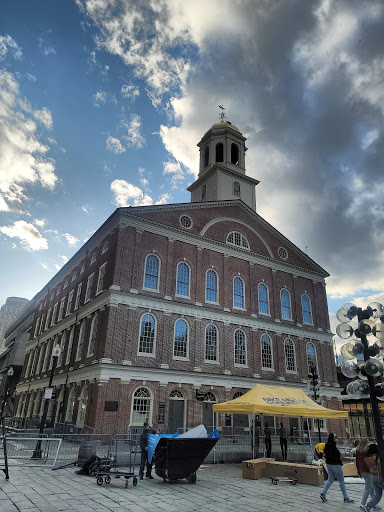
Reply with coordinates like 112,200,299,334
1,1,384,352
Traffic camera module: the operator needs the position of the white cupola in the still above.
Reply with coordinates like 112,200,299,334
187,120,259,211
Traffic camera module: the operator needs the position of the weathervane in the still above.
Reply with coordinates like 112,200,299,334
218,104,226,122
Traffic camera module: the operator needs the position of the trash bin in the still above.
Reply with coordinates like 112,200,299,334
78,440,102,465
154,437,218,483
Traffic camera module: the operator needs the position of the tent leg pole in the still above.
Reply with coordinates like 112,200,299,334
253,414,255,459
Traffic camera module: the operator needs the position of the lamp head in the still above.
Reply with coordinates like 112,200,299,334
7,367,14,377
52,344,61,358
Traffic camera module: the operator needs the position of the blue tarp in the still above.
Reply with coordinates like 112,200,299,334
148,429,221,462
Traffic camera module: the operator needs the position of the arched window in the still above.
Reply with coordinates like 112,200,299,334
204,147,209,167
205,324,218,362
302,294,312,324
204,391,216,402
87,312,99,357
231,143,239,165
233,181,241,196
261,333,273,369
176,262,190,297
281,289,291,319
170,389,184,399
75,321,86,361
173,319,188,359
144,254,160,290
102,240,109,253
284,338,296,372
202,184,207,200
206,269,218,303
258,283,269,314
306,342,317,373
138,313,156,355
233,276,245,309
234,329,247,365
131,387,152,426
233,391,244,399
226,231,249,249
216,143,224,162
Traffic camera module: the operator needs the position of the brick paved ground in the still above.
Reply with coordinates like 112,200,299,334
0,463,369,512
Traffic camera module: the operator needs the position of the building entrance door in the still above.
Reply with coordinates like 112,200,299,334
168,399,184,433
202,392,217,432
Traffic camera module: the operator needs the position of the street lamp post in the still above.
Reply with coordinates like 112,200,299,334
337,302,384,482
1,366,14,480
32,344,61,459
308,366,322,442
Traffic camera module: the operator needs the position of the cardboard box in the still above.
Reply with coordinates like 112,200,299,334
242,458,274,480
265,461,324,486
323,462,358,477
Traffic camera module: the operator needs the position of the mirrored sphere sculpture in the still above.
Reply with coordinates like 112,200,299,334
346,380,370,399
341,360,359,378
340,342,357,361
365,358,384,378
359,319,375,335
336,323,354,339
368,302,384,320
372,323,384,341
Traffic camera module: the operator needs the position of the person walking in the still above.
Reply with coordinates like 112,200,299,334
320,433,354,503
361,444,383,511
279,422,288,461
264,422,272,458
356,439,374,511
139,422,153,480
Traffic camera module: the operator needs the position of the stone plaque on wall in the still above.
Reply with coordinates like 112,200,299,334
158,402,165,424
104,401,118,412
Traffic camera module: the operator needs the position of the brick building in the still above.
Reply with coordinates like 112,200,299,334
13,121,344,435
0,297,29,349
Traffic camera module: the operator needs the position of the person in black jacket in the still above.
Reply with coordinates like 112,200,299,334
320,433,354,503
139,422,153,479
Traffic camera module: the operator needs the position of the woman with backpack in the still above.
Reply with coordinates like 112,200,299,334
320,433,354,503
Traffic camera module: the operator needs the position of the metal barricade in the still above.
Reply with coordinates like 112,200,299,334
51,433,112,462
0,437,62,467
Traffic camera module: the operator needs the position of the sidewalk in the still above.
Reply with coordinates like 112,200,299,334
0,463,366,512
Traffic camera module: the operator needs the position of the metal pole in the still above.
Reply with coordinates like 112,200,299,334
358,308,384,478
252,413,255,459
32,355,58,458
0,377,11,480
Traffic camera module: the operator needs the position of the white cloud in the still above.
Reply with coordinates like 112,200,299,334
93,90,107,106
121,84,140,99
162,161,185,188
0,69,58,211
110,179,153,207
81,205,89,213
140,178,149,187
41,262,48,270
138,167,145,176
106,136,125,154
0,35,22,61
123,113,145,148
55,263,61,270
59,254,69,264
156,192,172,205
26,73,36,82
0,220,48,251
62,233,79,247
34,218,47,227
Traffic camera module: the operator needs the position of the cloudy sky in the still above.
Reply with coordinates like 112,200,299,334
1,0,383,351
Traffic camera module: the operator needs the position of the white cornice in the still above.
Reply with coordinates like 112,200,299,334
16,363,343,400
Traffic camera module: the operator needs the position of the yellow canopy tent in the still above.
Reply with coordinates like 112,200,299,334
213,383,348,418
213,384,347,459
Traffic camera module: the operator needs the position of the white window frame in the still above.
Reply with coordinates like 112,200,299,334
233,276,245,310
33,317,40,339
301,294,313,324
66,326,75,365
204,323,219,363
71,272,77,282
45,308,52,330
58,297,66,321
85,273,94,303
226,231,249,250
96,262,107,295
261,333,274,370
284,338,297,373
74,283,82,310
306,342,318,373
90,253,97,264
258,283,270,316
137,313,157,357
205,269,219,304
102,241,109,253
87,312,99,358
51,303,58,326
42,339,52,373
280,288,292,320
143,254,161,292
234,328,247,367
66,290,74,317
76,321,87,361
173,318,189,360
57,331,66,368
175,262,191,298
130,387,153,427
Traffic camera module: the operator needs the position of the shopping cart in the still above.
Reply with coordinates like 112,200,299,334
94,437,140,488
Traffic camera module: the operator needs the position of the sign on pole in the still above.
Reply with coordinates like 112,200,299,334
44,388,53,399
